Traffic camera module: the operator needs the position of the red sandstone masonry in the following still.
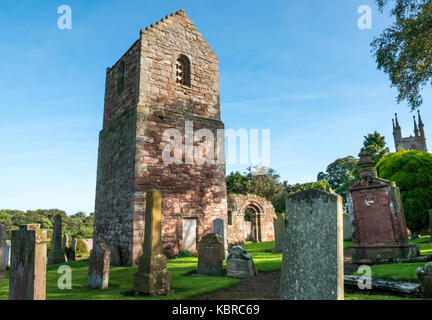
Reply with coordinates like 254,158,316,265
94,10,227,265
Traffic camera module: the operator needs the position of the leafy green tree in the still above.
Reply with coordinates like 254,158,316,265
226,166,288,213
376,150,432,233
287,180,331,195
372,0,432,110
317,156,359,203
361,131,390,165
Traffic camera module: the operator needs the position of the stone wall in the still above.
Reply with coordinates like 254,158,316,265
94,10,227,265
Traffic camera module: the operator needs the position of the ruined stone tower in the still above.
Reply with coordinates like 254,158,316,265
393,111,428,152
94,10,227,266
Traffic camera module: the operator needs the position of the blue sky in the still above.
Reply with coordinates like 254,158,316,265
1,0,431,214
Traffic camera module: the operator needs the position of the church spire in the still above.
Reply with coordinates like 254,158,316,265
394,113,401,128
414,115,419,137
418,110,426,139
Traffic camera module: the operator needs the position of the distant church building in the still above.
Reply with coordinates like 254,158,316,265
392,111,428,152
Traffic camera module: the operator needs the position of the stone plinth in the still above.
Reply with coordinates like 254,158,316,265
348,151,418,264
9,224,49,300
197,233,223,276
280,189,344,300
133,190,170,295
87,243,110,289
48,214,67,265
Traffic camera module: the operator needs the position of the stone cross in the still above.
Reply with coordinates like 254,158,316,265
0,225,6,280
87,243,110,289
280,189,344,300
48,214,67,265
133,190,170,295
273,215,284,253
197,233,223,276
9,224,49,300
212,218,228,259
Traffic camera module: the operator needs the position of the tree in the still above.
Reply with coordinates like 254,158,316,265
376,150,432,233
287,180,332,195
317,156,359,203
226,166,288,213
372,0,432,110
361,131,390,165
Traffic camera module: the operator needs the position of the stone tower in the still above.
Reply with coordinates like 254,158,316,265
393,111,428,152
94,10,227,266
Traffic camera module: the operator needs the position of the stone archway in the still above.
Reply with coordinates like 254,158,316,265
227,194,276,246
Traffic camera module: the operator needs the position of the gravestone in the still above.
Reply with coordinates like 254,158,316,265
48,214,67,265
417,262,432,298
0,225,6,280
273,215,284,252
71,238,77,252
87,243,110,289
226,246,257,278
66,238,77,261
197,233,224,276
133,190,170,295
63,233,69,251
9,224,49,300
280,189,344,300
212,219,228,259
348,151,418,264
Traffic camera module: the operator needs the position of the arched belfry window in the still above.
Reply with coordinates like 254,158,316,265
176,54,191,87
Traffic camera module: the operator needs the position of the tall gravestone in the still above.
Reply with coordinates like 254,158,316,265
9,224,49,300
273,215,284,253
0,225,6,280
280,189,344,300
63,233,69,251
48,214,67,265
213,219,228,259
87,243,110,289
4,242,11,269
197,233,224,276
348,151,418,264
133,190,170,295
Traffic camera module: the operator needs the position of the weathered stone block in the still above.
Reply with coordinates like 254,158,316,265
9,225,49,300
280,189,344,300
197,233,223,276
87,243,111,289
343,213,352,241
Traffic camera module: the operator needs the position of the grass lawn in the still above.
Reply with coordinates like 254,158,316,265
0,240,429,300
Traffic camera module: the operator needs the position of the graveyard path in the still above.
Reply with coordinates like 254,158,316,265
192,248,357,300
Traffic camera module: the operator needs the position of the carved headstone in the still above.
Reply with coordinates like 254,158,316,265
212,219,228,259
348,151,418,264
133,190,170,295
9,224,49,300
226,246,257,278
417,262,432,298
48,215,67,265
0,225,6,280
280,189,344,300
197,233,223,276
87,243,110,289
4,242,11,269
273,215,284,253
